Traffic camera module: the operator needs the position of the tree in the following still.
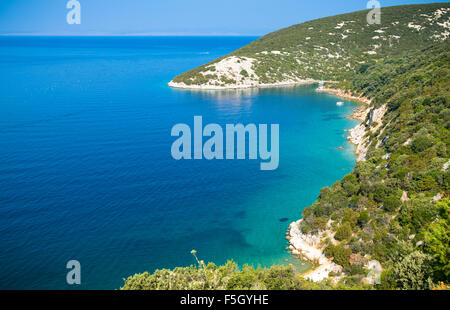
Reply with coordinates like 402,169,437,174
423,219,449,282
423,200,450,282
358,211,370,226
391,251,434,290
374,184,389,203
311,217,328,232
328,245,352,268
240,70,249,77
412,135,434,153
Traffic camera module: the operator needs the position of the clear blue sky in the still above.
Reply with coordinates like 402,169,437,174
0,0,443,35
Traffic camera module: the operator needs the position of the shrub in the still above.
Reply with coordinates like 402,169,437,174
327,245,352,268
422,199,450,282
226,265,258,290
412,135,434,153
374,184,389,203
311,217,328,232
391,251,434,290
383,196,401,212
358,211,370,226
335,223,353,241
240,70,249,77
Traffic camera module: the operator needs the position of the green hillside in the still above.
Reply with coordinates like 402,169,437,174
171,3,450,88
299,40,450,289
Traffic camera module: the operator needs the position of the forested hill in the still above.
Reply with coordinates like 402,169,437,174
297,39,449,290
170,3,450,88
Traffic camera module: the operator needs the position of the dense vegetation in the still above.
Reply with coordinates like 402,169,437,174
300,40,450,289
172,3,449,86
123,5,449,290
121,251,370,290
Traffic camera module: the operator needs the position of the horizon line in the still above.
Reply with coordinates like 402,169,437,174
0,33,263,37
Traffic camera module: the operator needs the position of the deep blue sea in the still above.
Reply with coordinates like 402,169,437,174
0,36,359,289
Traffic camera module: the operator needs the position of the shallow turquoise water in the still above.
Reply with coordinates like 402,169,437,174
0,36,358,289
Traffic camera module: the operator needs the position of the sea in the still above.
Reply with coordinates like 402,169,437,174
0,36,359,289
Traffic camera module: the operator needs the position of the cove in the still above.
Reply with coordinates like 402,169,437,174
0,36,359,289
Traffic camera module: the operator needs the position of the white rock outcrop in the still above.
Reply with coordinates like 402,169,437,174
348,104,388,162
444,160,450,171
169,55,319,89
288,220,343,282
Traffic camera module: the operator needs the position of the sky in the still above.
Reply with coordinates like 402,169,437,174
0,0,443,36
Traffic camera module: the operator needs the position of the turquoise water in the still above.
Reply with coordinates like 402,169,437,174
0,36,358,289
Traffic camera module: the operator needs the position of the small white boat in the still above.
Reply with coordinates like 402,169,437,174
336,101,344,106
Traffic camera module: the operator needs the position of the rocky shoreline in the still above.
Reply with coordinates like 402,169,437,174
315,87,372,106
287,220,343,282
315,87,376,162
287,88,390,282
168,79,321,90
286,88,384,281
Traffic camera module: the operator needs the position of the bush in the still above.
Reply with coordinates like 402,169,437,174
390,251,434,290
226,265,258,289
261,265,299,290
335,223,353,241
311,217,328,232
412,135,434,153
423,200,450,282
326,245,352,268
240,70,249,77
374,184,389,203
383,196,401,212
358,211,370,226
121,251,340,291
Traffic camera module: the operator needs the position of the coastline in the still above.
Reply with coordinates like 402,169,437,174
170,78,377,282
315,87,371,107
287,87,375,282
168,79,323,90
287,219,343,282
